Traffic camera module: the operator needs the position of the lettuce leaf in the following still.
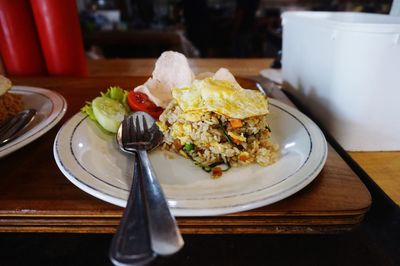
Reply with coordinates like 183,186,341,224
81,101,96,121
101,86,129,111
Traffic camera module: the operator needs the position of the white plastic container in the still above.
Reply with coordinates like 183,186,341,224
281,11,400,151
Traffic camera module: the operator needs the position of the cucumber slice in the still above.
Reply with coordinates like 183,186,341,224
92,96,126,133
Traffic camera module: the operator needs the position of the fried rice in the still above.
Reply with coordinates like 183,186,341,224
0,92,24,124
157,99,278,177
0,74,24,123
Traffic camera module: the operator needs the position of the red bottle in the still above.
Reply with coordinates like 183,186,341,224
0,0,47,76
30,0,88,76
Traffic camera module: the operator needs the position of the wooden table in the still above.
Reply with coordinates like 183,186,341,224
0,59,372,234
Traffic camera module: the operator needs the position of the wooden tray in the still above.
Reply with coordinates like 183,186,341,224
0,77,371,234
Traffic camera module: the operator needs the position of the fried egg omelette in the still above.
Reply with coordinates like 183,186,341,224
171,78,268,121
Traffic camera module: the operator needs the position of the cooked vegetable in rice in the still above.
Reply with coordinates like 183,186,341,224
157,77,278,178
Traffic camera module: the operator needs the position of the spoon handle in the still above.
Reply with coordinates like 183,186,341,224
137,149,184,256
109,154,155,266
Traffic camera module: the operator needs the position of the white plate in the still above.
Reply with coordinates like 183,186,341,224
54,99,327,216
0,86,67,158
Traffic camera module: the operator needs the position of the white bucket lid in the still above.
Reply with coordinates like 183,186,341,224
282,11,400,33
390,0,400,16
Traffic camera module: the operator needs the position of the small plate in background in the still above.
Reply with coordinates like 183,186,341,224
0,86,67,158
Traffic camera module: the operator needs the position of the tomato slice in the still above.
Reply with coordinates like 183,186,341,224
127,91,164,119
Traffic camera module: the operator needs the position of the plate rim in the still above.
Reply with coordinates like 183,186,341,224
54,98,327,216
0,86,67,158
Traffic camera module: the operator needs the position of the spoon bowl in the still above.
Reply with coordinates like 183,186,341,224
0,109,36,147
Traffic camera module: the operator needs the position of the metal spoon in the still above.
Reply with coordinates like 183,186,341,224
109,152,155,266
0,109,36,147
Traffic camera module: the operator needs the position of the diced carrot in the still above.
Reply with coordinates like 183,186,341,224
229,119,243,128
232,138,242,145
239,152,249,161
212,167,223,178
173,139,183,150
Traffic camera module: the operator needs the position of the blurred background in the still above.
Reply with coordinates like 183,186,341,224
78,0,393,59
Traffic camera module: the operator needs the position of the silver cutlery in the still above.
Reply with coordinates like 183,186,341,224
109,149,155,266
111,112,184,265
0,109,36,147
